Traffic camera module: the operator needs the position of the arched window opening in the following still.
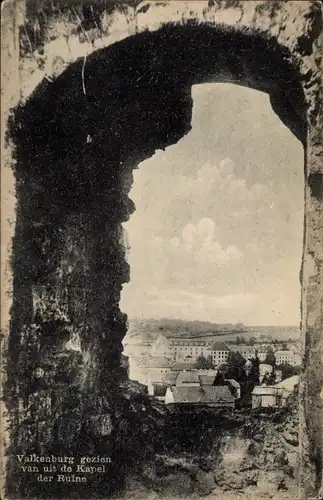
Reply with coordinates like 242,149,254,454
122,83,303,390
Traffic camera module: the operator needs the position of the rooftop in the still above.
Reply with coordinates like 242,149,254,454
170,339,210,346
173,362,196,371
211,342,231,352
275,375,299,390
252,386,277,396
176,371,200,384
169,385,235,404
195,369,218,376
232,345,256,353
148,371,179,385
275,350,296,356
199,375,217,385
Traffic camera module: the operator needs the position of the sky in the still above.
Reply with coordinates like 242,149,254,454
120,83,304,326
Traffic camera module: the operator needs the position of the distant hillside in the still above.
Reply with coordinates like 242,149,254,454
124,319,300,346
125,318,247,343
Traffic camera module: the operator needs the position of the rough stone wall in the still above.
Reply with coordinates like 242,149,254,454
1,1,322,499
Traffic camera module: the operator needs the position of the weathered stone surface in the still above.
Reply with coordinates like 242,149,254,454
88,414,113,437
282,430,299,447
196,469,216,496
162,472,195,496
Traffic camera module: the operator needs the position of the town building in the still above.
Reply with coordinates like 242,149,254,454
210,342,231,365
147,366,242,404
172,362,196,371
129,361,149,385
151,334,173,357
151,334,215,363
148,356,174,373
198,371,218,386
275,350,301,366
252,386,279,408
165,385,235,408
147,371,179,397
252,375,299,409
130,355,173,385
176,371,201,387
129,333,302,388
148,369,221,399
169,338,212,362
259,363,274,379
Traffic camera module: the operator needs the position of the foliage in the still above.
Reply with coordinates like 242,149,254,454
277,363,300,380
195,354,215,370
249,353,260,385
127,318,246,343
262,366,276,385
233,335,256,346
225,351,246,381
264,346,276,366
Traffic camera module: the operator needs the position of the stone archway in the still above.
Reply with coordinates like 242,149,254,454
1,1,322,499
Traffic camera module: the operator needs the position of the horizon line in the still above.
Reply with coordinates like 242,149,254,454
127,316,300,329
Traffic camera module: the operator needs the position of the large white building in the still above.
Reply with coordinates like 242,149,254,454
171,339,234,367
210,342,231,365
275,350,301,366
151,334,213,362
169,339,212,362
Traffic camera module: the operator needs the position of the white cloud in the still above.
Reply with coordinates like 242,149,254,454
169,218,243,268
121,83,303,325
197,218,215,242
